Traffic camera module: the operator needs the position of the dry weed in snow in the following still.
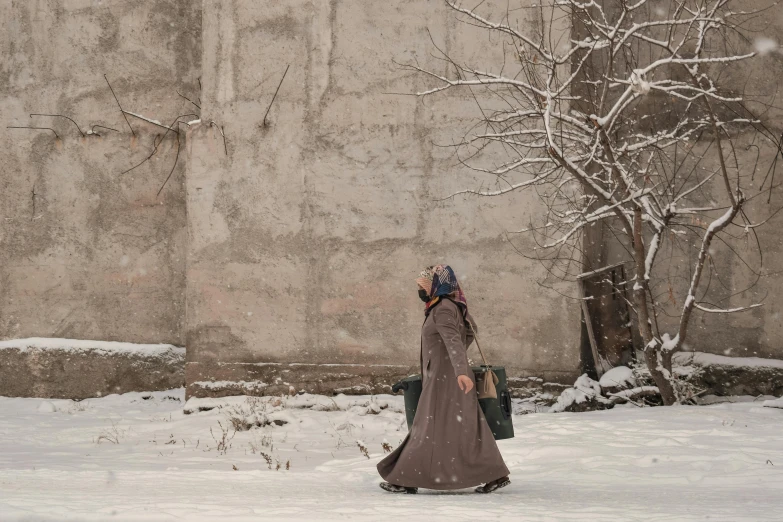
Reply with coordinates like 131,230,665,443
356,440,370,459
210,421,236,455
95,421,126,445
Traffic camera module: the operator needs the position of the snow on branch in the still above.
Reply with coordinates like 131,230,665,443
694,303,763,314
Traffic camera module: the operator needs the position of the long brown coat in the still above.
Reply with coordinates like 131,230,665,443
377,298,509,490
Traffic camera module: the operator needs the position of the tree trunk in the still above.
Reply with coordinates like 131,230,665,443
643,345,677,405
631,207,677,405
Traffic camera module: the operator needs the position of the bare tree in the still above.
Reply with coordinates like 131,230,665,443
404,0,782,404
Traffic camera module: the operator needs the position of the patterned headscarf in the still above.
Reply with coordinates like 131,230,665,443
416,265,468,316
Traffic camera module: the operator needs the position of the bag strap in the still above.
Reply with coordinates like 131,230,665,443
465,320,490,367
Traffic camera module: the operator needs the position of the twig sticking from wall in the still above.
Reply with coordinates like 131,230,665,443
29,114,84,137
177,90,201,110
31,184,37,222
263,64,290,127
90,125,120,136
122,113,196,176
104,74,135,136
157,125,182,197
209,121,227,155
122,134,163,175
7,126,59,139
122,111,192,133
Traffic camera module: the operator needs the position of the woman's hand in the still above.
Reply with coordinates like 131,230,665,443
457,374,474,394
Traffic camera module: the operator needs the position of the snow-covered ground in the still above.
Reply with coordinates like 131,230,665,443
1,390,783,521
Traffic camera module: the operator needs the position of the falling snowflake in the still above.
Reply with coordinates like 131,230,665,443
755,37,778,56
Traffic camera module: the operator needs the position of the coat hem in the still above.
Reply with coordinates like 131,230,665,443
376,470,510,491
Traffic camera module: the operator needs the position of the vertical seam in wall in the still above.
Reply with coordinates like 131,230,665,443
184,125,190,364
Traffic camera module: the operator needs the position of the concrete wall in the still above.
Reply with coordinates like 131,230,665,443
6,0,777,400
0,0,201,345
185,0,583,396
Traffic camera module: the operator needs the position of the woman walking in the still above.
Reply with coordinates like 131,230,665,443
377,265,510,494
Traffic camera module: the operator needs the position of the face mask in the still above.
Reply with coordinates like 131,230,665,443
418,289,430,303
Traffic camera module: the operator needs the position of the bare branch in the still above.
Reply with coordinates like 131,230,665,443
30,113,85,137
263,64,290,127
694,303,762,313
104,74,135,136
7,126,59,139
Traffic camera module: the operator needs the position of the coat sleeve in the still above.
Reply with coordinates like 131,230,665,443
433,302,470,377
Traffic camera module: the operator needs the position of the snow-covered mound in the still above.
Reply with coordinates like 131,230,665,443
674,352,783,397
763,397,783,409
0,337,184,359
674,352,783,370
550,374,612,413
599,366,636,392
0,338,185,399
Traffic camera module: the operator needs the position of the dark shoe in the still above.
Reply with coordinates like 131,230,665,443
380,482,418,494
475,477,510,493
